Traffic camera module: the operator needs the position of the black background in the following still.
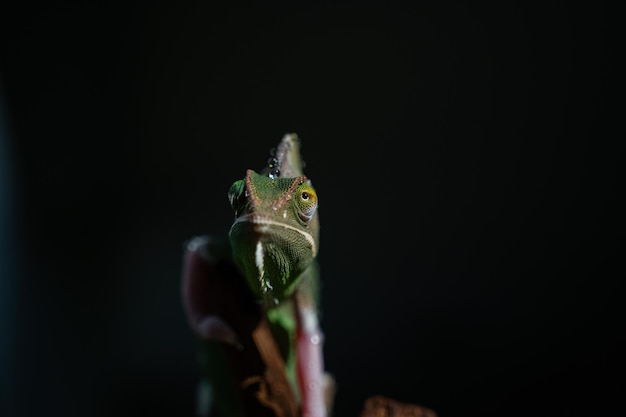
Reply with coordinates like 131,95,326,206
0,2,622,417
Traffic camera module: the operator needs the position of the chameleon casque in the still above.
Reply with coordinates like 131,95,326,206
182,133,332,417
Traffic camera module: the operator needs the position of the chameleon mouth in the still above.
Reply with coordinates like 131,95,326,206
231,214,317,257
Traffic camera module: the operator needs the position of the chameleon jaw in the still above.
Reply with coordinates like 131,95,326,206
231,214,317,257
229,213,318,304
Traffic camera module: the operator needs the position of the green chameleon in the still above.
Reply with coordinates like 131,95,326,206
182,133,332,417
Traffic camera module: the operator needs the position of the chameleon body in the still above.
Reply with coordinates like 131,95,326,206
182,133,330,417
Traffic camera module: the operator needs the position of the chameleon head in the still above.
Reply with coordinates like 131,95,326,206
228,169,320,306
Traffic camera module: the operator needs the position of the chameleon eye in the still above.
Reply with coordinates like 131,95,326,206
296,186,317,223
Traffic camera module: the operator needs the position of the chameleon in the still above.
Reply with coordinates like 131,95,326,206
181,133,332,417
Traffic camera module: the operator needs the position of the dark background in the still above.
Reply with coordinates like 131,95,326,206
0,2,622,417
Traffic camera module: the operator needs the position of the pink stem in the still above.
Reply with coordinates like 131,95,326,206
296,305,326,417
